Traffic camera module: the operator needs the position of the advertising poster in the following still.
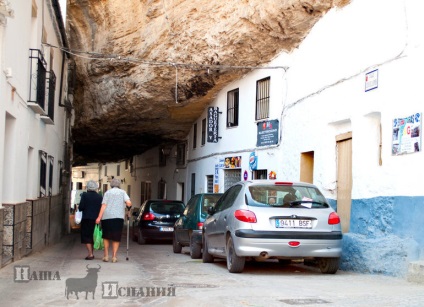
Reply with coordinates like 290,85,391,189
257,120,279,147
224,156,241,168
392,112,421,155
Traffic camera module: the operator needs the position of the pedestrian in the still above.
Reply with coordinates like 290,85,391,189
96,178,132,263
78,180,102,260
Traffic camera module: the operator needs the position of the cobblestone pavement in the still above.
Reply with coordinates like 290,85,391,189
0,230,423,307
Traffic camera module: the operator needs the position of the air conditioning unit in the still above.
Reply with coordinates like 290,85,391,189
72,171,85,178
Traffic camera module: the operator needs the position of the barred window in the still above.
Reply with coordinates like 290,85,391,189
176,143,186,166
255,77,270,120
227,89,239,127
206,175,213,193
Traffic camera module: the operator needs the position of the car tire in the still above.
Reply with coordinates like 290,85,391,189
172,232,182,253
226,236,245,273
202,235,214,263
137,228,146,245
318,257,340,274
190,235,202,259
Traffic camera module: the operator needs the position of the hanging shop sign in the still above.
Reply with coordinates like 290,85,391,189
392,112,421,155
249,152,258,170
257,119,279,147
268,171,277,180
207,107,220,143
214,164,220,193
224,156,241,168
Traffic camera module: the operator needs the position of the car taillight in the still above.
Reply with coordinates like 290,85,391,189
274,181,293,186
142,213,155,221
328,212,340,225
234,210,257,223
197,222,204,230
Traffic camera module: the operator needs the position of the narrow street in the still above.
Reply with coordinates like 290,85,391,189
0,226,423,306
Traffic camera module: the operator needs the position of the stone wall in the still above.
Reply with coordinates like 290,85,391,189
0,208,3,266
28,197,50,253
1,193,66,267
48,194,64,245
2,202,31,266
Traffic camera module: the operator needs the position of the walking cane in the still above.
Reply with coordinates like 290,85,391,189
126,214,130,261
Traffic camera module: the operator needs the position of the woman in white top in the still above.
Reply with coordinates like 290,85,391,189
96,178,132,263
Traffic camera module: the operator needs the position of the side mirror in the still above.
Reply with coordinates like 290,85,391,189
207,206,216,215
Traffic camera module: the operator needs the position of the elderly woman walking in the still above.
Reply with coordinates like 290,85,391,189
78,180,103,260
96,178,132,263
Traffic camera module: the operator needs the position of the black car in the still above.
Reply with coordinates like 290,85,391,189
134,199,185,244
173,193,223,258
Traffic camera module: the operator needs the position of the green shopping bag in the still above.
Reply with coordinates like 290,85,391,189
93,224,104,250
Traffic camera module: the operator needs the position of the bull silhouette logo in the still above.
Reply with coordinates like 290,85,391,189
65,264,101,299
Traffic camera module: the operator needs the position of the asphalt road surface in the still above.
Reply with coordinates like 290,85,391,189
0,229,423,306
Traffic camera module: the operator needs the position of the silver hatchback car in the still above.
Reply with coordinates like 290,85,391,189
202,180,342,273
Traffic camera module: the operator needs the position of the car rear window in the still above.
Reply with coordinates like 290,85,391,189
201,194,222,214
247,185,329,208
150,202,185,214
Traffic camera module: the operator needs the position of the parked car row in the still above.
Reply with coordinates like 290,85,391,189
133,180,343,274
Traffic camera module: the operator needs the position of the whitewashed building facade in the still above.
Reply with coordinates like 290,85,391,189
106,0,424,276
0,0,72,266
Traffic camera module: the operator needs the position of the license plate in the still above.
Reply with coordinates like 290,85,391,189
160,227,174,232
275,219,312,229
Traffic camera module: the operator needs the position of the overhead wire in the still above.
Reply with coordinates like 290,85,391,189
42,42,289,71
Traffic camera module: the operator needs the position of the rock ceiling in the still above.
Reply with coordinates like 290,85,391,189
67,0,349,165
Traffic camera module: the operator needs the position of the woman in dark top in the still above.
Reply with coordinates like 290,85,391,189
78,180,103,260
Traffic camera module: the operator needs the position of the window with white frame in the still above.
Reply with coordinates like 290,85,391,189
227,88,239,127
255,77,270,120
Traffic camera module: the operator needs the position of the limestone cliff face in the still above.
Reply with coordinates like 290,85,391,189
68,0,349,165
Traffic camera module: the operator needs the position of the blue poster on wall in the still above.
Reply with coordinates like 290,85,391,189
249,152,257,170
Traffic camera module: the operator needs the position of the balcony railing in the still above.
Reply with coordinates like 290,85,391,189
28,49,47,115
40,70,56,125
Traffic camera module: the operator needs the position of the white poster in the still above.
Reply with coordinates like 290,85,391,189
392,113,421,155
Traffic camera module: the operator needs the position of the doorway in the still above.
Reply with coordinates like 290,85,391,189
336,132,352,233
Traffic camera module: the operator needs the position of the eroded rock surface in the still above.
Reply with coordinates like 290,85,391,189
68,0,349,165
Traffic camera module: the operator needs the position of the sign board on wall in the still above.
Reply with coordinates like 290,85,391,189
392,112,421,155
224,156,241,168
365,69,378,92
257,120,279,147
207,107,219,143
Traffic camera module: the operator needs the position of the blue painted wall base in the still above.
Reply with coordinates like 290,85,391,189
330,196,424,276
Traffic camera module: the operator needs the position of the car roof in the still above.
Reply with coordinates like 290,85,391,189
235,180,318,188
145,199,184,203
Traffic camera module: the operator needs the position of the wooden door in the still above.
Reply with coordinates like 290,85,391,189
336,132,352,233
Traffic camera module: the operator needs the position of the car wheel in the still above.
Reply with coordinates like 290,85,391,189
172,232,182,253
137,228,146,245
318,257,340,274
202,235,214,263
190,235,202,259
226,236,245,273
